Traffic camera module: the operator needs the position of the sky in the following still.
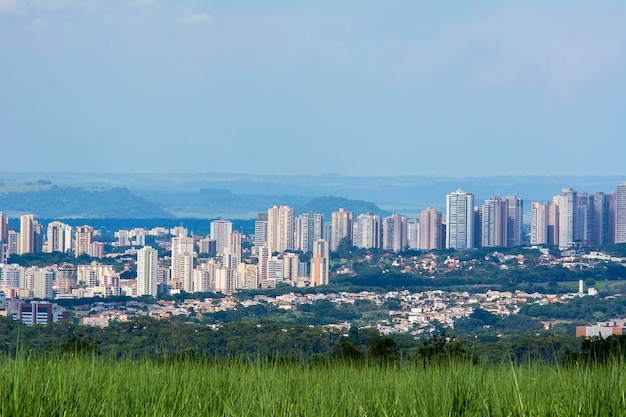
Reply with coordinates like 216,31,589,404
1,1,625,177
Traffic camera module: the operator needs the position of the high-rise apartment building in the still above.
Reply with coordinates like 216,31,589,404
354,212,381,249
19,214,34,255
267,206,295,253
446,190,475,250
419,208,442,250
170,236,195,291
482,197,508,247
382,214,407,252
225,231,242,269
253,213,268,253
0,211,7,264
506,196,524,247
295,211,324,253
407,218,420,250
137,246,158,297
210,219,233,255
46,221,73,253
592,192,612,246
575,192,593,246
74,225,94,257
331,208,353,252
531,202,550,245
310,239,329,286
557,188,577,249
616,183,626,243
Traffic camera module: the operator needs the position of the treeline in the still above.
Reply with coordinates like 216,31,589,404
1,315,624,366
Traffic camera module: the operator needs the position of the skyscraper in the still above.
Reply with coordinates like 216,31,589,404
295,211,324,253
407,218,420,250
481,197,508,247
310,239,329,286
616,183,626,243
557,188,577,249
75,225,94,257
331,208,353,252
530,202,550,245
419,208,442,250
253,213,268,253
19,214,34,255
0,212,7,264
505,196,524,247
354,212,381,249
46,221,73,253
267,206,295,253
210,219,233,255
446,190,475,250
137,246,158,297
592,192,612,246
382,214,407,252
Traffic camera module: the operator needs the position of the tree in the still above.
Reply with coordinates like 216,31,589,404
368,337,399,362
332,338,364,361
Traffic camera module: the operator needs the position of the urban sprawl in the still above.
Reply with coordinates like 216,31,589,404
1,182,626,335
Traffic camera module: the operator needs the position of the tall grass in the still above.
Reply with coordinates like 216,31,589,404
0,355,624,416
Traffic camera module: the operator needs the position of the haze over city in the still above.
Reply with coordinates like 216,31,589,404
1,1,625,176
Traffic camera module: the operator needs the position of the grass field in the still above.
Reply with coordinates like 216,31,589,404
1,355,624,416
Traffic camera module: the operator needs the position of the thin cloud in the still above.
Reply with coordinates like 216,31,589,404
26,17,49,30
0,0,26,15
179,11,212,24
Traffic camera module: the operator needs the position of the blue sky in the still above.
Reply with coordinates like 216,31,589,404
1,1,624,177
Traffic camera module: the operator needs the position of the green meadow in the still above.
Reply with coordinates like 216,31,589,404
1,355,624,417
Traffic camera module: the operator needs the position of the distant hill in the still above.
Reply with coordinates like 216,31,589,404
137,188,310,218
297,196,391,219
0,185,173,219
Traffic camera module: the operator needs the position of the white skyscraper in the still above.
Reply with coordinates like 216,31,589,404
267,206,295,253
616,183,626,243
19,214,34,255
295,211,324,253
210,219,233,255
137,246,158,297
407,218,420,250
446,190,475,250
354,212,381,249
557,188,577,249
45,221,73,253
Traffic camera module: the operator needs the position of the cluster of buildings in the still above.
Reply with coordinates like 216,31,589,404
0,214,103,262
530,184,626,249
1,181,626,301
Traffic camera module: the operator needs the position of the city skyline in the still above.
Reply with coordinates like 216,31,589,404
1,1,625,176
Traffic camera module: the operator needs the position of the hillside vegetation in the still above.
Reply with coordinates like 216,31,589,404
0,185,173,218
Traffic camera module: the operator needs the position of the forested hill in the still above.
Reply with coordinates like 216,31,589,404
0,185,173,219
296,196,391,219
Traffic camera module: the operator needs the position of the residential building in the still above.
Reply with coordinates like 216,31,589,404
419,208,442,250
354,212,381,249
267,206,295,252
382,214,407,252
74,225,94,257
482,197,508,247
310,239,329,286
331,208,353,251
446,190,475,250
137,246,158,297
210,219,232,255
